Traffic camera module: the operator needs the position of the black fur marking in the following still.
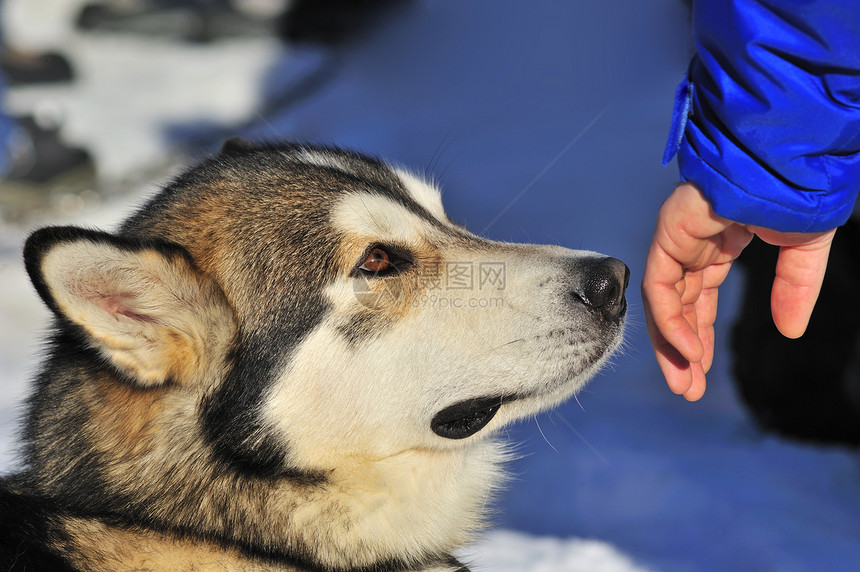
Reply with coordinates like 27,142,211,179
201,336,328,482
0,480,78,572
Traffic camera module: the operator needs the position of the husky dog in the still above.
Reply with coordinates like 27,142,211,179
0,140,628,572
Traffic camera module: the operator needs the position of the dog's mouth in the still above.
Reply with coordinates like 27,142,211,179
431,396,513,439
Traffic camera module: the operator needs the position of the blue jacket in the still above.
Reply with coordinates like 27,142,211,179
663,0,860,232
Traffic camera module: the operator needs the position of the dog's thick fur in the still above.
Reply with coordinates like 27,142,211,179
0,141,628,572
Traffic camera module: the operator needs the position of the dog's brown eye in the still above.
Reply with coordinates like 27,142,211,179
361,248,391,273
354,245,413,278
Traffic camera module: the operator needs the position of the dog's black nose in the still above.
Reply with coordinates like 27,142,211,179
576,257,629,322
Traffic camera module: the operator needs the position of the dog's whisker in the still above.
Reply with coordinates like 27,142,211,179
437,152,461,187
534,416,559,454
466,338,526,362
426,127,460,180
572,391,586,413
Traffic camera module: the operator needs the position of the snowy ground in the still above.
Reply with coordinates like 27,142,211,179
1,1,859,571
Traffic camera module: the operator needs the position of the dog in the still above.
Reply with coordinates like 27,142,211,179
0,140,628,572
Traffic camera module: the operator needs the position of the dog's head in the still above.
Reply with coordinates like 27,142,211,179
25,141,627,476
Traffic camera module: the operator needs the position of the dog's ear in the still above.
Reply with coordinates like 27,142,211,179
24,226,236,387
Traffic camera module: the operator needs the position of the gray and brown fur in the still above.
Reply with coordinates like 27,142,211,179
0,141,628,571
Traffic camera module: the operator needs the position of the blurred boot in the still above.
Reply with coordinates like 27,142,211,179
76,0,279,43
0,116,96,220
0,48,74,86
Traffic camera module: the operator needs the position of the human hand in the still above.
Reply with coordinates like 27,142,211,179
641,183,836,401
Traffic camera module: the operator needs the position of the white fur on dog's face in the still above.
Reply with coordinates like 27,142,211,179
263,168,625,468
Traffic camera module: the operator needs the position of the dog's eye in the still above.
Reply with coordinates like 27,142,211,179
361,248,391,273
354,245,412,277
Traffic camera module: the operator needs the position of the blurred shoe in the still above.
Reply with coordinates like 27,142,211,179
76,0,278,43
0,116,96,219
0,48,74,86
731,221,860,446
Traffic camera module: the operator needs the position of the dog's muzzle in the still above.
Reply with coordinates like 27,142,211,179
431,256,629,441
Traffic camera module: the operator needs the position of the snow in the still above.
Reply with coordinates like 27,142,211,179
460,530,649,572
1,1,859,571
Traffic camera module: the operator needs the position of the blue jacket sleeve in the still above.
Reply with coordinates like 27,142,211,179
663,0,860,232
